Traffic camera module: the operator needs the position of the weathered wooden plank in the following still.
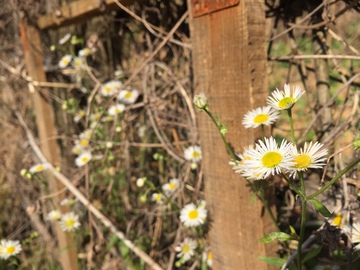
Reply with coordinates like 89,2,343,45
188,0,276,268
19,20,78,270
37,0,136,30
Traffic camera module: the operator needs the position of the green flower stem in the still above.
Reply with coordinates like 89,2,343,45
297,172,306,270
280,173,304,198
261,125,265,142
204,108,279,230
204,109,237,163
307,156,360,200
287,108,296,145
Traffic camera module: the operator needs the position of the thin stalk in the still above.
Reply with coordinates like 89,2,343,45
204,108,279,230
261,125,265,141
280,173,304,198
287,108,296,145
307,156,360,200
297,172,306,270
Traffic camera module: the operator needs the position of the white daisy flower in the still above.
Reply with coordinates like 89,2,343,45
180,202,207,227
80,129,93,139
60,198,76,207
151,193,164,205
71,144,84,155
108,104,125,116
58,54,72,69
268,84,305,110
78,48,92,57
75,152,92,167
289,141,328,177
242,106,280,129
162,178,180,196
29,163,50,173
59,33,71,45
197,199,206,209
60,212,81,232
193,92,208,111
202,250,213,267
244,137,294,180
184,145,202,163
175,238,197,262
229,146,255,176
314,265,340,270
352,222,360,250
117,89,139,104
73,109,85,123
47,210,62,221
72,57,84,70
0,240,22,260
101,80,122,97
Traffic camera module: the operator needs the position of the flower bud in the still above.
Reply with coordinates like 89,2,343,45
193,93,208,111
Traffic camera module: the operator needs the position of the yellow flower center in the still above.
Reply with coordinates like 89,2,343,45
35,165,44,172
104,87,111,93
262,152,282,168
278,97,296,109
192,151,201,158
80,139,89,147
6,246,15,254
253,114,269,124
62,59,70,65
125,92,132,99
188,209,199,220
169,183,176,190
66,218,75,228
333,214,343,227
207,251,212,260
182,244,190,253
294,154,311,169
155,194,161,201
81,157,89,163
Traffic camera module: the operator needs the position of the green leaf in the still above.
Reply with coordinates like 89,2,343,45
259,256,287,267
302,245,322,264
309,199,332,217
259,232,293,243
289,225,297,236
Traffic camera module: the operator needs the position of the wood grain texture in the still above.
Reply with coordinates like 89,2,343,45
37,0,136,30
188,0,276,268
20,21,79,270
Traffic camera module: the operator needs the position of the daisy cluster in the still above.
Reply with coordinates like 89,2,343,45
145,145,211,266
228,84,329,180
47,198,81,232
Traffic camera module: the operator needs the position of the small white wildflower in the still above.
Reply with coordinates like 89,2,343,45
59,33,71,45
60,212,81,232
117,88,139,104
175,238,197,262
184,145,202,163
162,178,180,196
151,193,164,205
75,152,92,167
47,210,62,221
180,202,207,227
29,163,50,173
0,240,22,260
108,104,125,116
58,54,72,69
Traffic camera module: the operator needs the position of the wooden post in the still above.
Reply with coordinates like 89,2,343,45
188,0,276,268
19,20,78,270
